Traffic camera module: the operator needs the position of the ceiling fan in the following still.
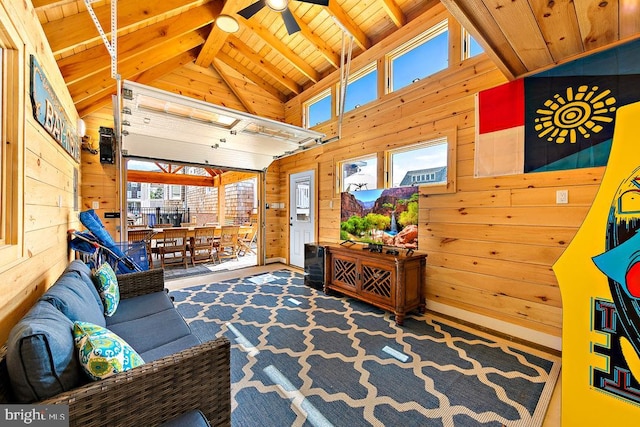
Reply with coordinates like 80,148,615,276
238,0,330,35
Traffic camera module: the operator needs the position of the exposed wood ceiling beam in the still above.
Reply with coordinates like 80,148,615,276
238,17,320,82
225,35,302,94
204,168,222,178
126,170,216,186
32,0,67,7
481,0,552,70
195,0,242,67
77,49,199,117
211,60,259,115
380,0,406,28
326,1,371,51
57,4,219,85
215,53,288,103
440,0,524,79
42,0,209,57
69,29,208,104
296,16,341,69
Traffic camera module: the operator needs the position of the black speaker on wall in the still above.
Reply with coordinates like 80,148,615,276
99,127,115,164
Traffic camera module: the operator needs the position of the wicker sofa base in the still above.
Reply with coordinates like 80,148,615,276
0,267,231,427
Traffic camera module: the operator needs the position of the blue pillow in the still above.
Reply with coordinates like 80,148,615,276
92,263,120,317
6,300,85,403
65,259,104,312
73,321,144,380
40,270,106,327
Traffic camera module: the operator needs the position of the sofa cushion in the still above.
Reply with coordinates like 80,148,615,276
6,300,85,403
40,271,106,328
108,308,193,354
158,410,211,427
106,292,174,327
92,263,120,317
73,321,144,381
139,334,201,362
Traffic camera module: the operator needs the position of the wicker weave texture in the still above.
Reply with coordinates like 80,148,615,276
117,268,165,299
1,267,231,426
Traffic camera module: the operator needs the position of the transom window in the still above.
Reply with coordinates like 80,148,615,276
304,89,332,128
388,20,449,93
342,63,378,113
385,129,457,194
463,30,483,59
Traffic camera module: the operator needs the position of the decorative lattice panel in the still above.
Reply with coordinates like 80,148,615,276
361,265,392,298
333,258,357,287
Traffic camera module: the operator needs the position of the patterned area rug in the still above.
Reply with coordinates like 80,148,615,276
171,270,560,427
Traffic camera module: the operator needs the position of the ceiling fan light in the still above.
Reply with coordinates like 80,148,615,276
216,14,239,33
266,0,288,12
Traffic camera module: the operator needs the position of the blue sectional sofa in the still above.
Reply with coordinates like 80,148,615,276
0,260,230,427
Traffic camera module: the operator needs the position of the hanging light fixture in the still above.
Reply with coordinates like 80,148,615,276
265,0,289,12
216,14,240,33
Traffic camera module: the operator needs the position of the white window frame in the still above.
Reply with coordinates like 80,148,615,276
386,19,449,94
304,88,332,128
341,62,378,113
169,185,182,200
0,8,24,272
462,28,483,60
336,154,379,195
384,128,457,195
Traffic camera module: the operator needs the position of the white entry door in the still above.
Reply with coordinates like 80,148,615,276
289,170,315,268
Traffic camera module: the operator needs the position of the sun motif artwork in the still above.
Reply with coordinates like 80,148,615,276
533,85,617,144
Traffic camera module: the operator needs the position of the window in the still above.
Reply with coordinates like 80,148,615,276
463,30,483,59
0,14,24,271
305,89,332,128
169,185,182,200
343,63,377,113
338,155,378,193
388,20,449,92
385,129,456,194
127,182,142,199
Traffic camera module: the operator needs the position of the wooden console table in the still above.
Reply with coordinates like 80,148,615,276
323,243,427,325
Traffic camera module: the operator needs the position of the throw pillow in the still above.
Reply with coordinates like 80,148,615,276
93,262,120,316
73,321,144,381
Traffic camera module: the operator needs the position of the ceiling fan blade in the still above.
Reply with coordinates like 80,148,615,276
282,8,301,35
297,0,329,6
238,0,266,19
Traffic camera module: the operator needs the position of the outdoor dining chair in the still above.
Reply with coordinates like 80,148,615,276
191,226,217,266
217,225,239,262
127,228,156,269
159,227,189,269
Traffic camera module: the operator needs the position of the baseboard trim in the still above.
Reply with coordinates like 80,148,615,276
427,300,562,352
266,257,286,265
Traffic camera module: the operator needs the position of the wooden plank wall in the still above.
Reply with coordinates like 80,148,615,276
81,107,120,238
0,1,81,342
272,5,603,343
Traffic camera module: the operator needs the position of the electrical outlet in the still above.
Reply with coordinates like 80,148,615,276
92,201,100,210
556,190,569,204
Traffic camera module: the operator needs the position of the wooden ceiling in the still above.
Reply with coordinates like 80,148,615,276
35,0,640,122
442,0,640,79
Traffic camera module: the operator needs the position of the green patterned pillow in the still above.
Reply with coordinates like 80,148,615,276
73,321,144,380
93,262,120,316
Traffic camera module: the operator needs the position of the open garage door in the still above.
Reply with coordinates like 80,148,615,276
120,81,324,171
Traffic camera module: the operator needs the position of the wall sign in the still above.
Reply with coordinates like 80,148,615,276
30,55,80,162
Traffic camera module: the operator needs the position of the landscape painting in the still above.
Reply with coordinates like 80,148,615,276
340,186,419,249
